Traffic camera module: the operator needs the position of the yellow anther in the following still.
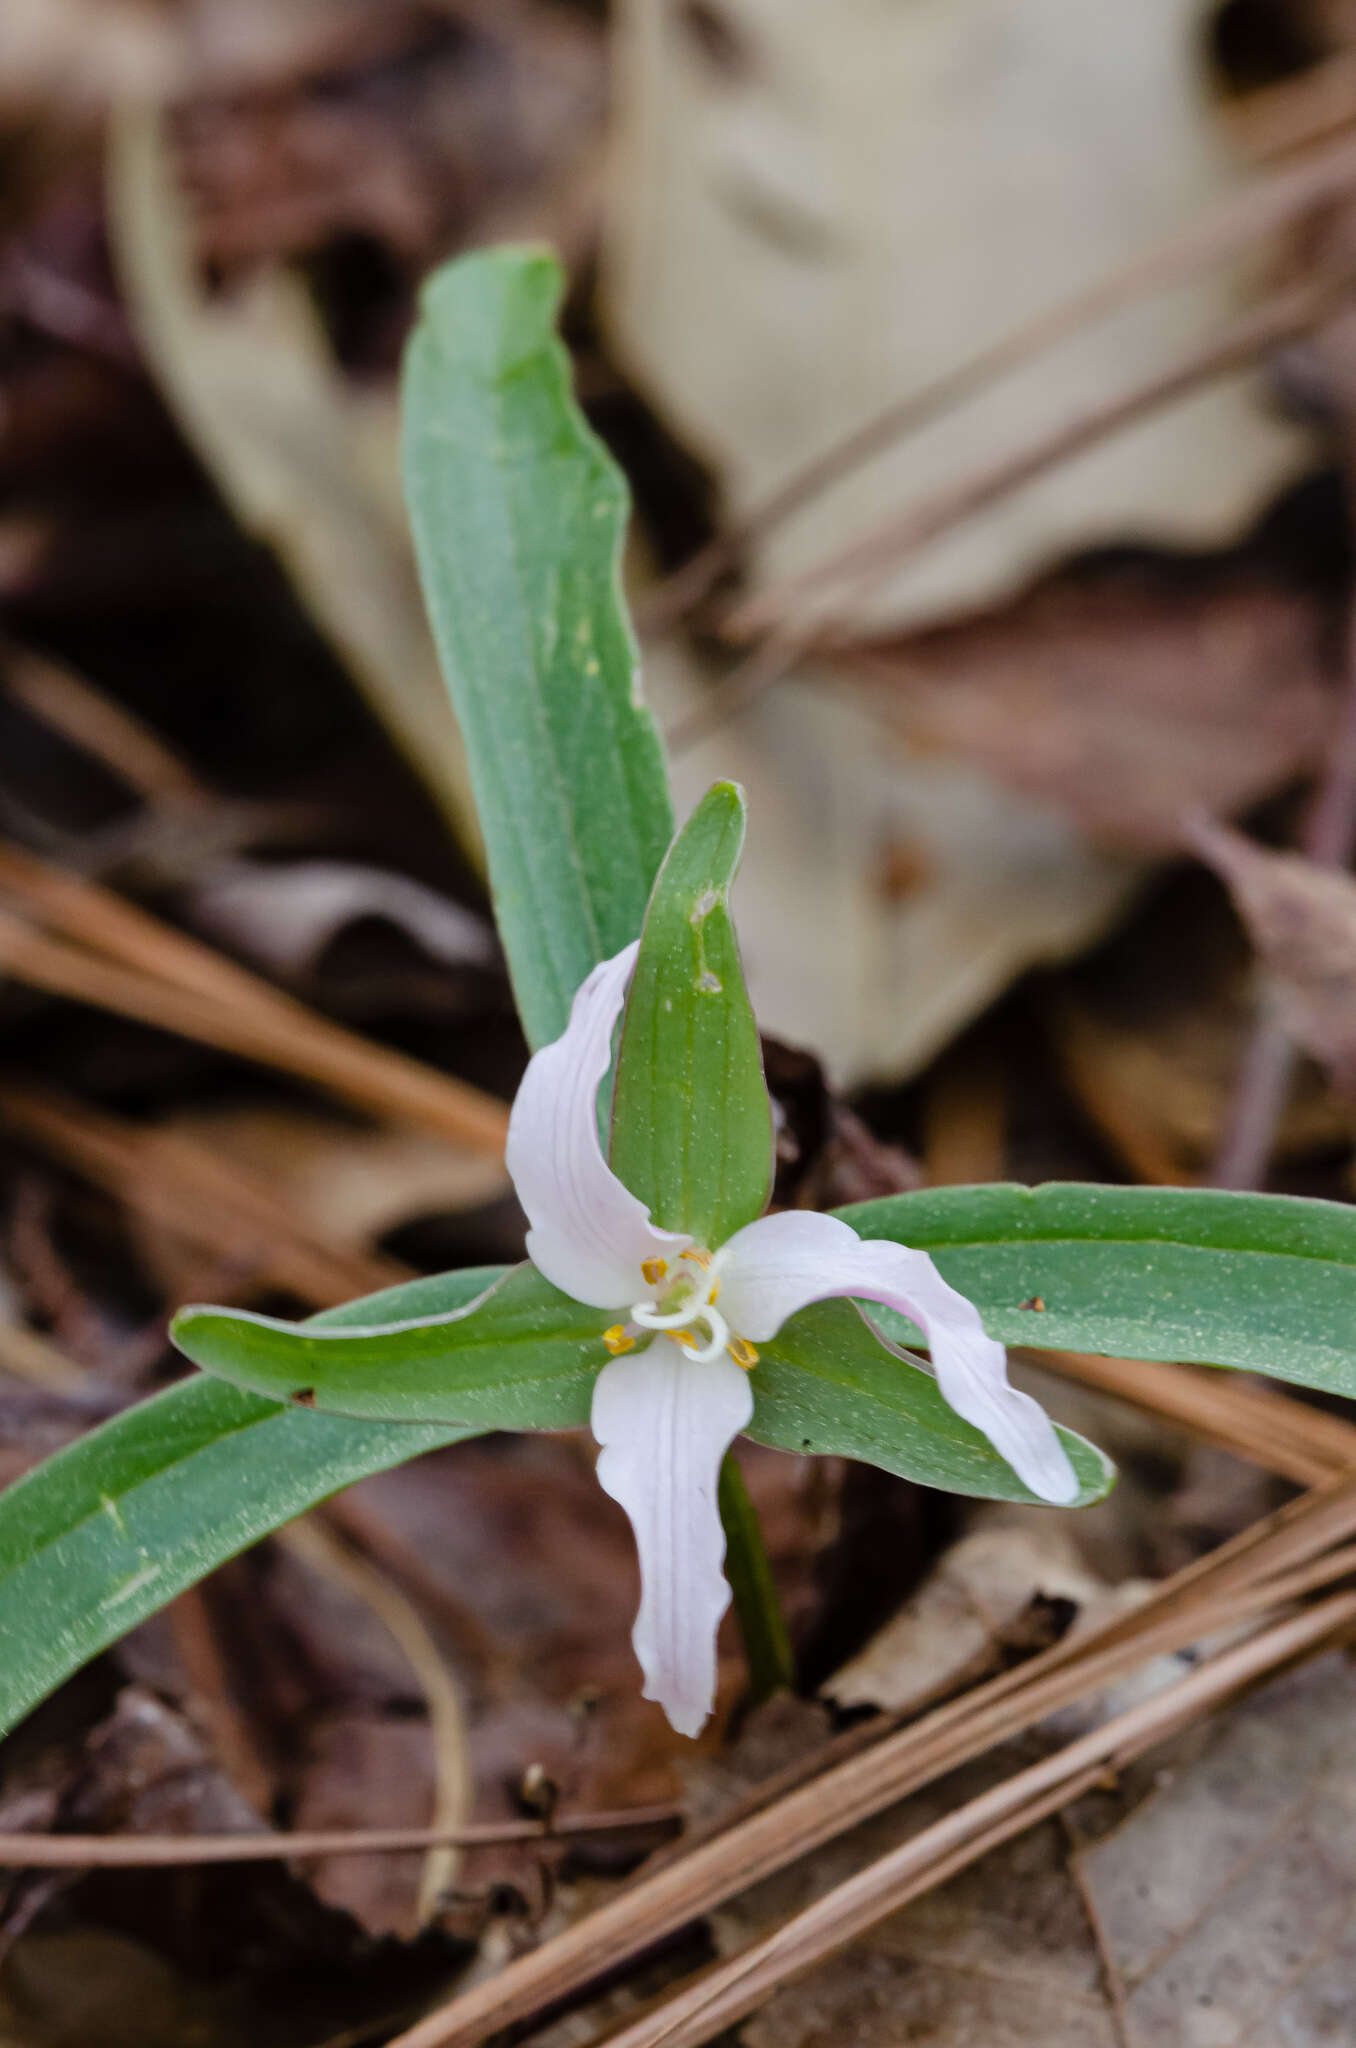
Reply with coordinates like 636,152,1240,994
727,1337,759,1371
641,1257,668,1287
708,1275,720,1303
603,1325,636,1356
681,1247,712,1269
669,1329,697,1348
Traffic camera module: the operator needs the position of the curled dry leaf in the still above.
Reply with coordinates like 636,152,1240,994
1189,814,1356,1093
188,858,497,981
826,1510,1139,1721
838,565,1335,853
763,1036,922,1210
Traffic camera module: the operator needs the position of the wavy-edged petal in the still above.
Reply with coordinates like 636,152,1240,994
717,1210,1077,1505
505,941,689,1308
592,1343,753,1736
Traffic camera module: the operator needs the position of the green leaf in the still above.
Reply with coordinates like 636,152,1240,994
402,245,674,1050
839,1182,1356,1398
0,1379,472,1740
749,1299,1113,1506
611,782,773,1243
171,1262,610,1428
0,1265,542,1737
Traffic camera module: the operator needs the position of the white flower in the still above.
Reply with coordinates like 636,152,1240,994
505,941,1078,1736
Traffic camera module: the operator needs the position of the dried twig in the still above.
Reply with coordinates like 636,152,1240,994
3,644,198,801
668,276,1348,752
0,1803,682,1869
281,1516,474,1921
0,842,509,1154
586,1595,1356,2048
1036,1347,1356,1487
0,1315,87,1392
641,126,1356,638
0,1083,408,1309
386,1475,1356,2047
726,275,1345,642
167,1586,275,1814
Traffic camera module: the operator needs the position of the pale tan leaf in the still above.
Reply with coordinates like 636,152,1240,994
1189,817,1356,1094
104,106,481,863
649,636,1140,1082
605,0,1311,633
1079,1652,1356,2045
827,1511,1143,1720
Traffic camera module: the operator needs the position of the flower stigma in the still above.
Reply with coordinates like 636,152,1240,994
617,1245,756,1370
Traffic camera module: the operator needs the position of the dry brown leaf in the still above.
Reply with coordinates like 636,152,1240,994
1078,1651,1356,2043
1190,815,1356,1093
130,1105,507,1278
649,635,1141,1084
827,1511,1143,1721
175,4,606,277
0,1,179,111
164,1434,842,1944
606,0,1311,634
104,105,481,861
276,1517,472,1938
701,1697,1120,2048
841,565,1335,853
0,0,448,117
0,1928,253,2048
702,1651,1356,2048
287,1714,443,1938
762,1037,922,1209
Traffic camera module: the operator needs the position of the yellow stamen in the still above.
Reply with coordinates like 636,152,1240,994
669,1329,697,1348
603,1325,635,1356
708,1275,721,1303
641,1257,668,1287
727,1337,759,1371
681,1247,712,1269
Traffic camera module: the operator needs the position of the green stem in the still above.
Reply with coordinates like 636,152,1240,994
718,1452,795,1705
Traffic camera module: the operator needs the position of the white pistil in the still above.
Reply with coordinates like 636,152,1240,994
631,1257,731,1362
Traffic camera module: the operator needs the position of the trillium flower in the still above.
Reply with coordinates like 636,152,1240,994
505,940,1078,1738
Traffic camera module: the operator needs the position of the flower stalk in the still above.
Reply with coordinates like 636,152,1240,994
717,1452,795,1707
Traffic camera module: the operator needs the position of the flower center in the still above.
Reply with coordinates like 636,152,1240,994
602,1250,759,1370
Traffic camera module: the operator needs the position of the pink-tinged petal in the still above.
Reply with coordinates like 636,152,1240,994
592,1344,753,1737
717,1210,1078,1505
506,942,689,1308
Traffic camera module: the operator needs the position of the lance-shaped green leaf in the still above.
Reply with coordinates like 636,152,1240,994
611,782,773,1244
749,1299,1112,1506
839,1182,1356,1398
171,1262,610,1428
0,1264,510,1739
402,246,674,1050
